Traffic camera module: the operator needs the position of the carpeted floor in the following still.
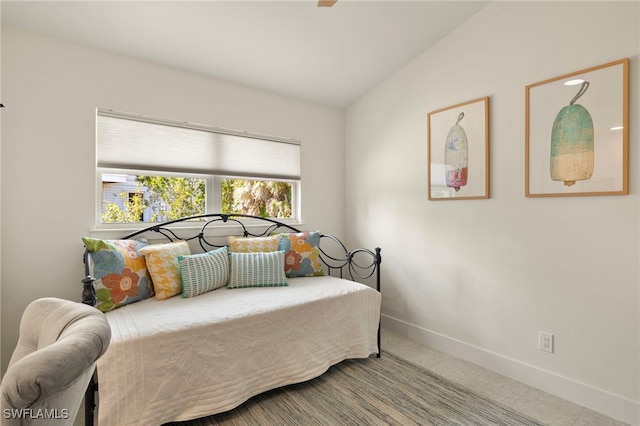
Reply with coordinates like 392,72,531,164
165,352,544,426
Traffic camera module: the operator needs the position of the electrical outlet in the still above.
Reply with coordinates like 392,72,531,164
539,331,554,353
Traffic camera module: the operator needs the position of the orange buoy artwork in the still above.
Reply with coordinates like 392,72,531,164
550,81,594,186
444,112,468,192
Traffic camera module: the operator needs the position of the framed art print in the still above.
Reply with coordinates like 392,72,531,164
427,97,490,200
525,58,629,197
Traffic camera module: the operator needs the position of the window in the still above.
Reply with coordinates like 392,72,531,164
101,174,207,223
221,178,293,218
96,109,300,225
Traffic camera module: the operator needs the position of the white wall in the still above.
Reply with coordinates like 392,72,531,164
345,1,639,424
0,26,345,372
0,6,3,374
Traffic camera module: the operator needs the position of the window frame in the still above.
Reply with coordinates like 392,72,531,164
96,168,300,229
95,109,302,229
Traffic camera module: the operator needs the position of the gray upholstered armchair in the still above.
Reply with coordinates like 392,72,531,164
1,298,111,425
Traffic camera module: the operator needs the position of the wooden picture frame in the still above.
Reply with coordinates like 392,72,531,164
525,58,629,197
427,97,490,200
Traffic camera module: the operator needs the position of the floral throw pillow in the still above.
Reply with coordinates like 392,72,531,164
278,231,324,278
82,237,154,313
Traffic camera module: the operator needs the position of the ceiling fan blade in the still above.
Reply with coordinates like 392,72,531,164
318,0,337,7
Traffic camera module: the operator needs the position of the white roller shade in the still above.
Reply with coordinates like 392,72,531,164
97,109,301,180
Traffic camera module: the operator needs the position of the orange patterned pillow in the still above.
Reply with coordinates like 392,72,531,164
139,240,191,300
227,235,280,253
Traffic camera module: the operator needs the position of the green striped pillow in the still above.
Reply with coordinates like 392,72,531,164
227,251,288,289
178,246,230,297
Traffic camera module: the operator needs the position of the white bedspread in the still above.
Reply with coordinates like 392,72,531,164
96,275,381,425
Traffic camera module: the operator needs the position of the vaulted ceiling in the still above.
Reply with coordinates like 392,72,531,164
2,1,488,108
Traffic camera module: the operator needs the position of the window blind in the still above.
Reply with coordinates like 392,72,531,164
96,109,301,180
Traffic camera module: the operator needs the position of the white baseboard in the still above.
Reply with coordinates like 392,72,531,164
382,314,639,426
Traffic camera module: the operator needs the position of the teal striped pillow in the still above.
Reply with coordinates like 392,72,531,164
228,251,288,289
179,246,229,297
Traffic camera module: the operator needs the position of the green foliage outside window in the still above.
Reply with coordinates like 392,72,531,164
102,176,291,223
137,176,205,221
222,178,292,218
102,190,147,223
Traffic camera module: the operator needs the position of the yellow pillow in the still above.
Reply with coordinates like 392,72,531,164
139,240,191,300
227,235,280,253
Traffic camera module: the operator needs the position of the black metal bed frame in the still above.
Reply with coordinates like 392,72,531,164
81,213,381,426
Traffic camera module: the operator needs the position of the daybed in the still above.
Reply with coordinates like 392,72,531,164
81,214,381,426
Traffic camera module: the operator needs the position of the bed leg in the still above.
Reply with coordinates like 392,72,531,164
84,375,96,426
375,247,382,358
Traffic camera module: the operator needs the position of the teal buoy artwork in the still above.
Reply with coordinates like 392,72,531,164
444,112,468,192
550,81,594,186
